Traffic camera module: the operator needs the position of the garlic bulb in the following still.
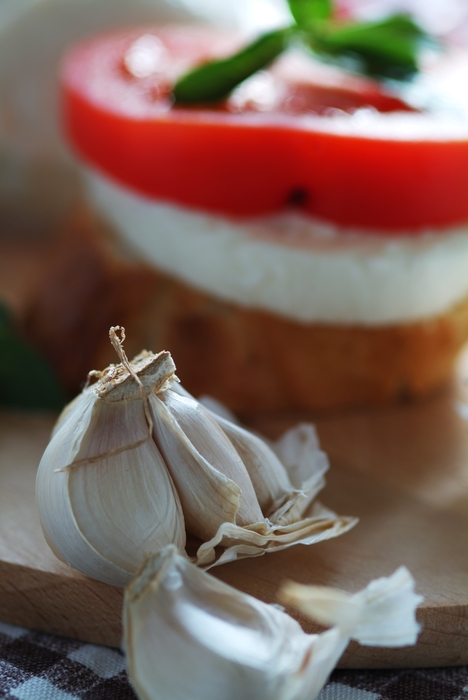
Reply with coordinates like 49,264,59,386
123,545,423,700
36,326,356,585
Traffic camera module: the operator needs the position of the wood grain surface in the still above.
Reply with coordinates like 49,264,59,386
1,387,468,669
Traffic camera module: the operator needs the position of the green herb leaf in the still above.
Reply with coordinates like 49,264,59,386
173,27,293,104
172,4,429,103
288,0,333,28
311,13,428,79
0,301,65,411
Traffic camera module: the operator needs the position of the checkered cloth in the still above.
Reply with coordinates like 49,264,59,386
1,621,468,700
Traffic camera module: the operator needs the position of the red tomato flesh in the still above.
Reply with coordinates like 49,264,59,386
61,25,468,233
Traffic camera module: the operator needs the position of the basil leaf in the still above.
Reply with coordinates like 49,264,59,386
312,14,427,79
0,301,65,410
288,0,333,27
173,27,293,104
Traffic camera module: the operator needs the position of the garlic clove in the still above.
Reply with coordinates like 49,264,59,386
150,390,264,541
182,390,333,525
123,545,313,700
153,386,356,568
124,547,423,700
198,392,330,523
36,344,185,587
204,410,295,517
161,391,263,525
70,403,185,578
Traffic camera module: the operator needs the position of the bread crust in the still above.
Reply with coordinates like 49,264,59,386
24,207,468,413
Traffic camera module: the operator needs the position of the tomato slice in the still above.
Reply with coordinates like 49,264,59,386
61,25,468,233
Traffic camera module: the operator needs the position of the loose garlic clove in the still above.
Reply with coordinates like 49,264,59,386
124,545,314,700
123,546,423,700
36,333,186,587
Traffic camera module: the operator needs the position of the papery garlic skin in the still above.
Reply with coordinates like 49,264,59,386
36,351,185,587
279,567,423,700
123,546,423,700
281,566,423,648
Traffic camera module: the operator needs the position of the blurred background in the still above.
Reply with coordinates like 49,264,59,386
0,0,467,410
0,0,466,239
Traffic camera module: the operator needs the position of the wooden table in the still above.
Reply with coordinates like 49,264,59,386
1,377,468,668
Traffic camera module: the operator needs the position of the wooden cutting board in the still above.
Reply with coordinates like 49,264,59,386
1,377,468,670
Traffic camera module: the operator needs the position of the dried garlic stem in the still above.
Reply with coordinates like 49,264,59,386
109,325,154,440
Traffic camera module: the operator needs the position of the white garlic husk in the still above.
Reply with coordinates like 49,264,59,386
280,566,423,649
36,339,186,587
36,326,357,585
123,545,423,700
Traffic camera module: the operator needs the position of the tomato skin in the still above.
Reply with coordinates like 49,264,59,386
61,27,468,233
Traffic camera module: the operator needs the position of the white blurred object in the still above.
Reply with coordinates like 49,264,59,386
0,0,193,234
337,0,468,40
0,0,198,161
175,0,290,32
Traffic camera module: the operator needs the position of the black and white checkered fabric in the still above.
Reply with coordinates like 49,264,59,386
0,622,134,700
1,620,468,699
